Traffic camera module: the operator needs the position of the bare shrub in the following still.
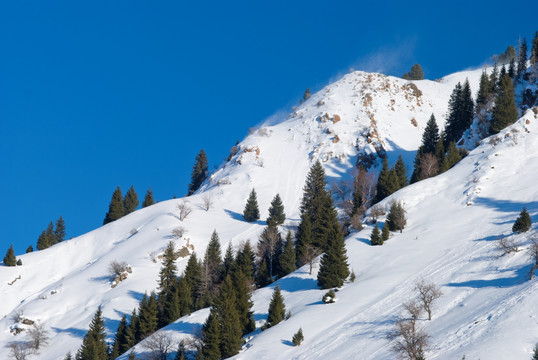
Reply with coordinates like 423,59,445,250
414,280,442,320
177,201,192,221
108,261,129,277
171,226,187,239
419,153,439,179
370,204,385,223
26,322,49,350
201,193,214,211
388,300,428,360
142,332,175,360
177,246,190,258
11,310,24,324
496,236,520,255
528,238,538,280
7,341,32,360
355,167,377,208
299,244,321,275
349,214,364,231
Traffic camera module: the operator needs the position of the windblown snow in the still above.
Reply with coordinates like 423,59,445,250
2,66,538,360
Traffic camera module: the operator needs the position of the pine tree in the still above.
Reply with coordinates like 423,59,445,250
410,149,423,184
184,253,202,310
235,241,256,282
158,241,180,327
16,259,22,265
203,230,224,293
255,258,272,288
446,142,462,168
422,114,440,154
138,292,158,339
317,222,350,289
142,187,155,208
202,310,221,360
508,57,516,78
65,352,73,360
435,139,448,173
223,242,235,278
110,314,129,358
177,277,193,316
292,328,304,346
303,88,311,101
124,309,138,348
518,37,528,78
278,231,296,277
243,188,260,222
26,245,33,253
531,32,538,67
188,149,209,196
103,186,125,225
3,244,16,266
476,70,490,108
370,224,382,246
460,79,474,137
386,201,406,233
55,216,66,243
231,269,255,335
76,307,108,360
381,222,390,242
387,168,401,195
123,185,139,215
258,224,282,278
215,275,243,358
512,207,532,233
36,222,55,250
409,64,424,80
267,193,286,226
394,156,408,189
490,73,518,133
489,63,499,94
532,342,538,360
266,284,286,328
375,157,391,203
444,80,473,145
295,215,313,267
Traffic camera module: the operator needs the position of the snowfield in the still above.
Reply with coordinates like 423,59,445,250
2,66,538,360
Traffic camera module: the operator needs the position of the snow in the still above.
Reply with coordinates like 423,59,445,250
2,65,538,359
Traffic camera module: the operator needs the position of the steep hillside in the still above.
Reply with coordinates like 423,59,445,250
2,66,535,359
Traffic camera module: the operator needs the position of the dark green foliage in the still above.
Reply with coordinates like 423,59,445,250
531,32,538,66
349,269,356,282
123,186,139,215
37,221,55,250
177,277,193,316
498,46,517,64
243,188,260,222
266,284,286,328
76,307,108,360
490,73,518,134
124,309,138,348
532,342,538,360
508,57,516,78
202,310,221,360
317,222,350,289
489,63,499,93
157,241,180,327
235,241,256,281
499,65,507,82
26,245,33,253
382,222,390,242
223,242,235,278
142,187,155,208
444,80,474,146
322,289,336,303
188,149,209,196
446,142,462,168
410,149,423,184
386,201,406,233
127,350,137,360
518,37,528,78
295,215,313,267
258,224,282,278
292,328,304,346
370,224,382,246
402,64,424,80
303,88,311,101
255,258,272,288
278,232,296,277
267,193,286,226
65,352,73,360
3,244,16,266
375,157,391,203
476,70,494,108
103,186,125,225
138,292,158,339
231,269,256,335
55,216,66,243
16,259,22,266
184,253,203,310
111,314,129,358
376,158,404,201
512,207,532,233
435,139,448,173
422,114,440,154
215,276,243,358
202,230,224,301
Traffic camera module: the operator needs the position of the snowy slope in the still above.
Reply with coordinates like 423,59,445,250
3,65,537,359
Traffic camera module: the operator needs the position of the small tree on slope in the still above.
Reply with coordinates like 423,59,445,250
387,200,407,233
317,222,350,289
513,207,532,233
76,307,108,360
3,244,16,266
103,186,125,225
243,188,260,222
265,284,286,329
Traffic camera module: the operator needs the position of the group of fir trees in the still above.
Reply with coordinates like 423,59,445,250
374,156,408,203
188,149,209,196
411,114,466,184
444,79,474,145
243,189,286,227
104,186,154,225
402,64,424,80
36,216,66,250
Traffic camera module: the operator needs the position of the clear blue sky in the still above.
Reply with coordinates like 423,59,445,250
1,0,537,256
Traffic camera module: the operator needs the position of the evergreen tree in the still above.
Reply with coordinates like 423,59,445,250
444,80,473,145
532,342,538,360
36,222,55,250
410,149,423,184
370,224,382,246
409,64,424,80
435,139,448,173
138,292,158,339
188,149,209,196
235,241,256,282
476,70,492,108
231,269,255,335
292,328,304,346
55,216,66,243
278,231,296,277
381,222,390,242
512,207,532,233
489,63,499,93
76,307,108,360
177,277,193,316
3,244,16,266
422,114,440,154
387,168,401,195
386,201,406,233
295,215,313,267
123,185,139,215
317,222,350,289
65,352,73,360
157,241,180,327
300,161,331,247
243,188,260,222
267,193,286,226
202,310,221,360
490,73,518,133
16,259,22,266
266,284,286,328
223,242,235,278
518,37,528,78
446,142,462,168
508,57,516,78
531,32,538,67
375,157,391,203
255,258,272,288
110,314,128,359
203,230,224,297
215,275,243,358
103,186,125,225
499,65,507,82
184,253,203,310
258,224,282,278
175,341,187,360
303,88,311,101
26,245,33,253
124,309,138,349
142,187,155,208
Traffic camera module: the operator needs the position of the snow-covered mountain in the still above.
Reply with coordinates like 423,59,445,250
2,65,538,359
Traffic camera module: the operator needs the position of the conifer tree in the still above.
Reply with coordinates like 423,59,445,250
382,222,390,242
387,168,401,195
518,37,528,78
103,186,125,225
258,224,282,278
386,201,406,233
26,245,33,253
267,193,286,226
110,314,129,358
292,328,304,346
444,80,473,146
409,64,424,80
422,114,440,154
446,142,462,168
177,277,193,316
16,259,22,265
215,275,242,358
512,207,532,233
231,269,255,335
55,216,66,243
266,284,286,328
490,73,518,133
142,187,155,208
499,65,507,82
65,352,73,360
410,149,423,184
435,139,448,173
375,157,391,203
223,242,235,278
138,292,158,339
317,222,350,289
76,307,108,360
532,342,538,360
175,341,187,360
188,149,209,196
202,310,221,360
489,63,498,93
124,309,138,348
183,253,203,310
508,57,516,78
295,215,313,267
202,230,224,298
3,244,16,266
37,222,55,250
158,241,180,327
278,231,296,277
476,70,492,108
370,224,382,246
531,32,538,67
243,188,260,222
255,258,272,288
235,241,256,281
123,185,139,215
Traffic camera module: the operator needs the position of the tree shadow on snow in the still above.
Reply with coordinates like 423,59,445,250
104,317,121,333
473,197,538,221
224,209,266,225
51,326,87,339
446,264,531,288
472,234,505,242
281,339,294,347
89,275,111,283
276,276,318,293
128,290,146,303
